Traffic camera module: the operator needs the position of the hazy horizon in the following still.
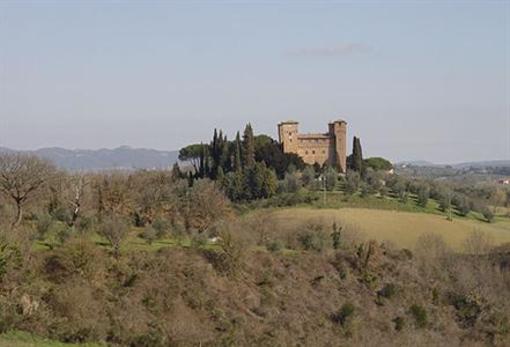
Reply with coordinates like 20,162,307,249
1,1,509,163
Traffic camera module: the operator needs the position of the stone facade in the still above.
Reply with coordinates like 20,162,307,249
278,120,347,173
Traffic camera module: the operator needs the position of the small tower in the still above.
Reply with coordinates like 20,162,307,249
328,120,347,173
278,121,299,154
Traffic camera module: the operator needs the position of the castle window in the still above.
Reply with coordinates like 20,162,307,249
312,150,316,154
322,150,326,154
305,150,308,155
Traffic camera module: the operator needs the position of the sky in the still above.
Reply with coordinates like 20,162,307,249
0,1,508,164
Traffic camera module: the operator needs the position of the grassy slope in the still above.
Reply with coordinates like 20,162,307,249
256,207,510,251
0,331,103,347
32,189,510,254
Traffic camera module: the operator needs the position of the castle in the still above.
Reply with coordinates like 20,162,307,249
278,120,347,173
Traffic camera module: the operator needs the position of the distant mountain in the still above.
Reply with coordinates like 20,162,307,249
0,146,179,171
451,160,510,169
396,160,510,169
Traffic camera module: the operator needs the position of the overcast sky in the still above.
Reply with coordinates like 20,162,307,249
0,1,508,163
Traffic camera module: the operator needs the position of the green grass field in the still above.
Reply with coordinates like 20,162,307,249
248,207,510,251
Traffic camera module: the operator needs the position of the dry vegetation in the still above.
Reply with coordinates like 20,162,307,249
1,215,509,346
0,154,509,346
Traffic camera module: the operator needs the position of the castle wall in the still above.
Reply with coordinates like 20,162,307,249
278,120,347,172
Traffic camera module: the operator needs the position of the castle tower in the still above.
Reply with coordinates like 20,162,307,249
278,121,299,154
328,120,347,173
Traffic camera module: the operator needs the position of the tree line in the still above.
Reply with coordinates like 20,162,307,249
178,123,305,201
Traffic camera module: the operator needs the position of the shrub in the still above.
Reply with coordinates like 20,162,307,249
35,213,54,240
345,171,360,195
331,222,342,250
141,225,157,245
280,172,301,193
297,227,328,252
482,207,494,223
417,186,429,207
324,167,338,191
75,215,95,234
152,218,170,239
56,227,72,245
365,170,383,194
449,293,481,327
190,232,208,249
409,304,428,328
0,242,20,281
266,240,283,253
301,166,316,187
51,206,72,224
332,302,355,326
378,283,397,299
203,229,245,277
393,316,405,331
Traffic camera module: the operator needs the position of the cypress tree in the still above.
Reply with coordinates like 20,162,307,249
204,145,211,178
198,143,205,178
242,123,256,169
210,129,219,177
234,131,242,173
212,129,218,162
220,135,230,172
352,136,363,173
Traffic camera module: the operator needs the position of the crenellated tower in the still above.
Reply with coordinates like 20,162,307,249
328,120,347,173
278,121,299,154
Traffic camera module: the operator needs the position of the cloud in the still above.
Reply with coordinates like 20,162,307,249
286,43,370,57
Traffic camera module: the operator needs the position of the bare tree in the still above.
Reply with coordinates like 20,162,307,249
98,215,129,257
67,174,87,227
0,153,56,226
182,179,231,233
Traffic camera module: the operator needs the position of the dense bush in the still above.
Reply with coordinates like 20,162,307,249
409,304,428,328
482,207,494,223
297,223,329,252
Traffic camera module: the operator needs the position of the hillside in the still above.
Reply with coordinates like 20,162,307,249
1,230,509,346
0,146,179,171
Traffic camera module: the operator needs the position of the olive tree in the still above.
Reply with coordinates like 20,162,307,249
182,179,230,233
0,153,56,226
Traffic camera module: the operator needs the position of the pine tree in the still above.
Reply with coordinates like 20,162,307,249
242,123,256,169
